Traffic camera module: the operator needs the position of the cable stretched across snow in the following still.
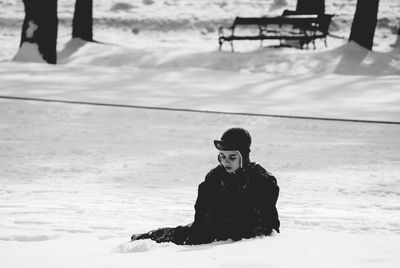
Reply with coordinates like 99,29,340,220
0,95,399,125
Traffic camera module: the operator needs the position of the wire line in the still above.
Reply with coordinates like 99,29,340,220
0,95,399,125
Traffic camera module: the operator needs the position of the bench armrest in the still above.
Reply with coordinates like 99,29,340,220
218,26,234,37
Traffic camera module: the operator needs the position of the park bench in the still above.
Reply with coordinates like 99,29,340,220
218,12,334,51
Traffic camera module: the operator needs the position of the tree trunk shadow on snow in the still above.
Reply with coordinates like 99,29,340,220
392,36,400,52
57,38,120,63
334,41,369,75
334,41,400,75
57,38,88,62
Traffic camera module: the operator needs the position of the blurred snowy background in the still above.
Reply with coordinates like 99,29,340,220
1,0,400,60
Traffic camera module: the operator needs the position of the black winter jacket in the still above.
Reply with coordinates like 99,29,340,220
188,162,280,244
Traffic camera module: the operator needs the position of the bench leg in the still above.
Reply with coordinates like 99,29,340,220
299,40,304,49
230,41,234,52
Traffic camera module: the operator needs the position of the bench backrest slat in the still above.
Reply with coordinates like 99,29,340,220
233,15,333,33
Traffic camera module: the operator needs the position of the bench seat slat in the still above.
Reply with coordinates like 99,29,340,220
221,35,325,41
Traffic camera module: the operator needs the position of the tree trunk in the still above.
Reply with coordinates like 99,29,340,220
296,0,325,14
17,0,58,64
72,0,93,41
395,23,400,47
349,0,380,50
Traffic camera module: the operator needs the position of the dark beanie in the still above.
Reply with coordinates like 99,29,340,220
214,127,252,165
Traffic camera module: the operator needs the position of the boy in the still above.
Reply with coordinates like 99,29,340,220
131,127,280,245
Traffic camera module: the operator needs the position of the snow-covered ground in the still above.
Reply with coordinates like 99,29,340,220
1,0,400,267
1,96,399,267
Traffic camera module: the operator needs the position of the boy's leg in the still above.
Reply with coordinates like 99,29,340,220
131,225,192,245
131,227,172,242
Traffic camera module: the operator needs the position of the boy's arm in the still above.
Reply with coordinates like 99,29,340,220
186,172,216,244
251,167,280,234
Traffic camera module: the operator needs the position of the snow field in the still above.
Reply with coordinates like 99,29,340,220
1,0,400,267
1,100,399,239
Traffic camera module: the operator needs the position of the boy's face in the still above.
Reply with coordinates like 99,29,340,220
219,150,241,173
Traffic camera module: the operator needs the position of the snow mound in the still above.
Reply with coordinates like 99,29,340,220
218,259,275,268
110,2,137,12
113,239,176,253
59,40,400,76
269,0,288,11
0,234,59,242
